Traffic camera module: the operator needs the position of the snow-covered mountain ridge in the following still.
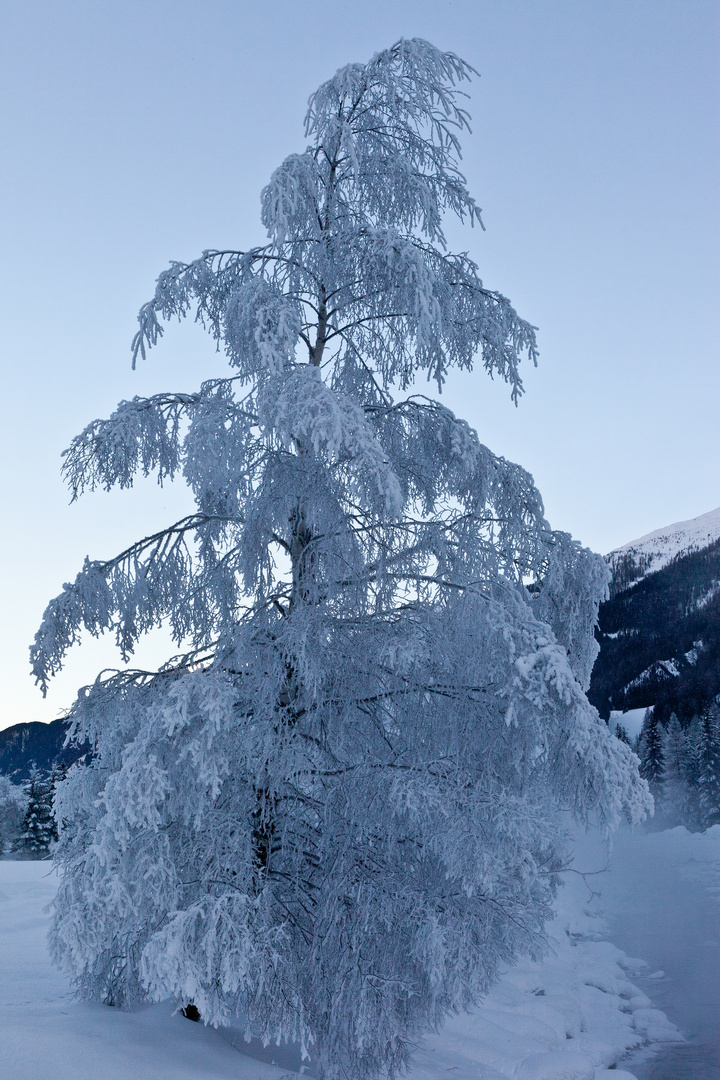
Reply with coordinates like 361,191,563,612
607,505,720,594
589,505,720,723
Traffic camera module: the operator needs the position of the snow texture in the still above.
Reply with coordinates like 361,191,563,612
623,661,680,694
608,505,720,586
0,833,698,1080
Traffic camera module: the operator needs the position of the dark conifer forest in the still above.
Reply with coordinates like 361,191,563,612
0,719,83,783
589,537,720,725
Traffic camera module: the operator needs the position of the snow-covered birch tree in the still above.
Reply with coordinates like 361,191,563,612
33,39,650,1080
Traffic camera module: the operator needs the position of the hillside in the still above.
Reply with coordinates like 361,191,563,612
589,510,720,725
0,719,84,782
607,505,720,596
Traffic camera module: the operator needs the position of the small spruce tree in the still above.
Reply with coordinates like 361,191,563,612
659,714,691,825
614,722,631,745
0,775,26,855
694,703,720,829
637,708,664,789
19,769,56,857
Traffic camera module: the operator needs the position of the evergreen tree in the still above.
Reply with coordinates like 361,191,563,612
637,708,664,788
33,40,649,1080
614,722,631,745
694,703,720,828
19,768,56,857
684,714,704,828
659,714,690,825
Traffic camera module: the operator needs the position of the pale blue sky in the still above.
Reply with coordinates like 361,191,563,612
1,0,718,729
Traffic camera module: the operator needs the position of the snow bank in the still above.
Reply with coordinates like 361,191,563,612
409,852,682,1080
0,843,685,1080
599,825,720,1078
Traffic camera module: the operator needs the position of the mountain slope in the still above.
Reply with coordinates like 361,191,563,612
589,511,720,725
0,719,84,782
607,505,720,595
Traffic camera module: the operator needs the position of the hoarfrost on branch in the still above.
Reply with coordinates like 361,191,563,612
32,39,650,1080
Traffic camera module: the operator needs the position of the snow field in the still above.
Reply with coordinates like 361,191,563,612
410,859,681,1080
610,708,648,742
0,840,685,1080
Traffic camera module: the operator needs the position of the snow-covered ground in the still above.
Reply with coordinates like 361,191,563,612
598,826,720,1079
2,828,718,1080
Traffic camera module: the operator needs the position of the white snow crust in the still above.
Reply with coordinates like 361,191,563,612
2,831,705,1080
608,506,720,583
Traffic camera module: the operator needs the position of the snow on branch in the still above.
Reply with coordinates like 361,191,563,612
38,37,649,1080
31,514,231,694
